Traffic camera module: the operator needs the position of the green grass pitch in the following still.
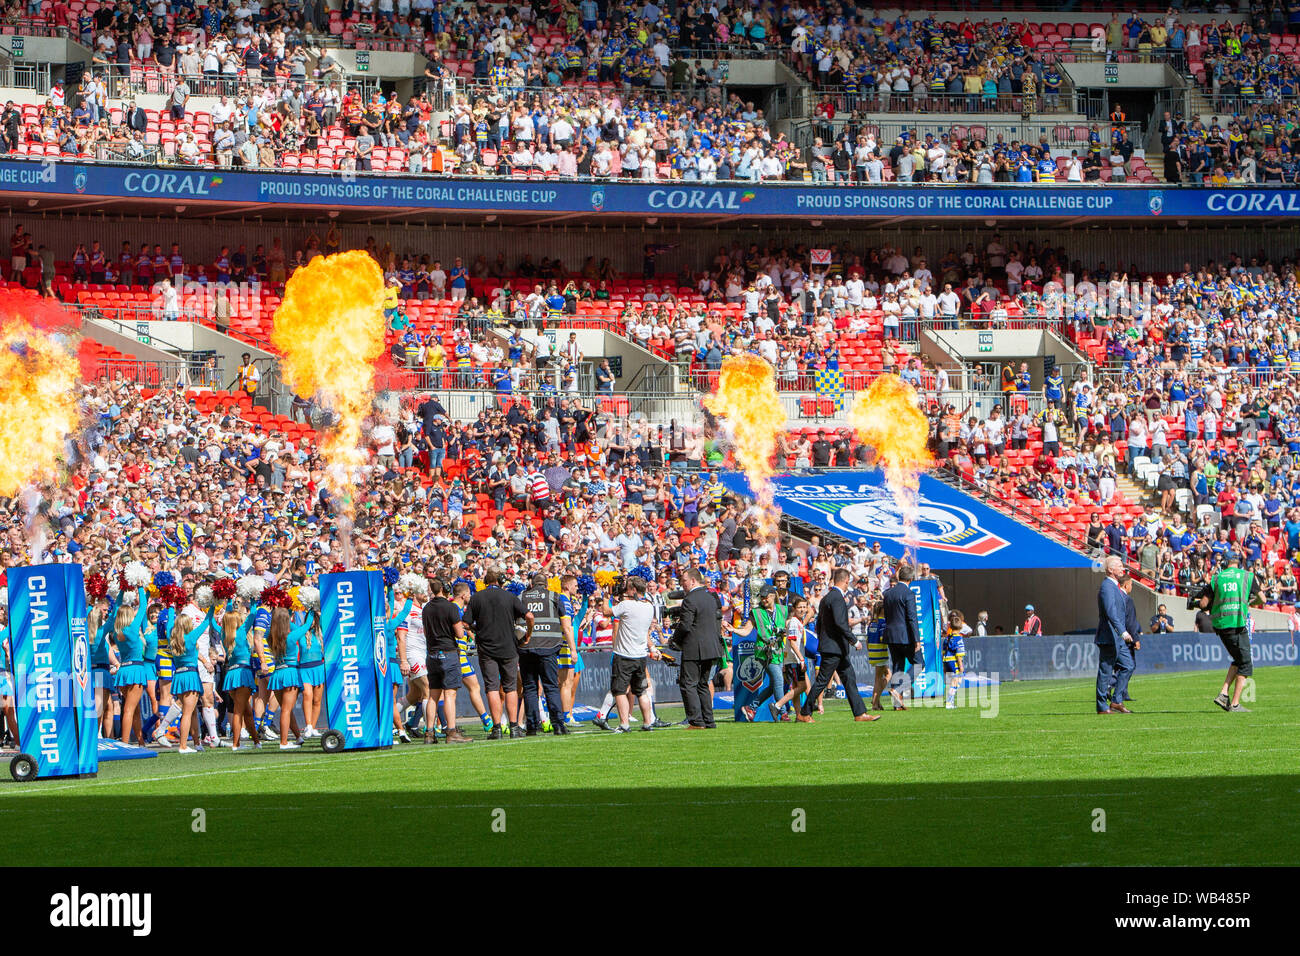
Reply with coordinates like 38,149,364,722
2,668,1296,866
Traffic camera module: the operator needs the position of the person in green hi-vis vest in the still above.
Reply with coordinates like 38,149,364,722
737,587,789,722
1190,552,1261,713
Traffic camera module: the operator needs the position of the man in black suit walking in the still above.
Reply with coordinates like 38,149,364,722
672,567,726,729
798,568,880,723
882,563,921,709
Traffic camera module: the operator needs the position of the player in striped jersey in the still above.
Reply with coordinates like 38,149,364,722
943,611,969,709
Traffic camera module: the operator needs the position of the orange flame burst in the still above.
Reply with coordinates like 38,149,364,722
849,375,933,554
271,250,386,525
705,355,787,544
0,320,81,498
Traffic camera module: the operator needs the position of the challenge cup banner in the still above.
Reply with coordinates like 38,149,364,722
321,571,392,751
908,578,944,698
8,564,98,779
719,470,1094,570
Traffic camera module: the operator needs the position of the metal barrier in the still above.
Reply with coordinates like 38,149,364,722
808,90,1075,116
88,357,195,388
0,60,52,94
793,117,1144,151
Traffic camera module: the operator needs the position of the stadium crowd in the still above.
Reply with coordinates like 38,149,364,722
5,0,1300,182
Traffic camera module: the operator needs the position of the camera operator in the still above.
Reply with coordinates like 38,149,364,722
518,573,569,736
464,569,533,740
605,575,660,733
672,567,725,729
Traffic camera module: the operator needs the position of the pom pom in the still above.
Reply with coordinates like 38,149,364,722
504,579,526,597
162,584,189,609
124,561,151,587
296,586,321,611
236,575,267,602
594,569,618,587
107,572,124,600
397,572,429,600
383,566,400,587
577,574,597,597
194,585,215,610
153,571,175,590
119,588,139,608
260,584,293,610
212,578,236,602
85,573,108,602
330,563,346,574
629,565,654,582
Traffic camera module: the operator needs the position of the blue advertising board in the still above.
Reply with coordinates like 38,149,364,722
719,469,1094,570
6,564,98,780
320,570,391,752
2,160,1300,219
959,631,1298,681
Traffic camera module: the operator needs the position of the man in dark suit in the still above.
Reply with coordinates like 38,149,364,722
798,568,880,723
1095,555,1135,714
672,567,725,729
1119,573,1141,703
882,563,922,709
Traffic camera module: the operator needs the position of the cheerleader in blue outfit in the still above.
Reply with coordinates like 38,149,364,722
88,595,120,738
1,608,18,749
385,590,413,743
296,608,326,739
168,604,215,754
111,588,152,745
266,607,312,749
220,600,263,751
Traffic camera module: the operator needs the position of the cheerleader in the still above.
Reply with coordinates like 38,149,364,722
266,606,314,749
385,587,414,743
87,592,120,738
142,601,166,741
220,600,263,751
111,587,152,746
295,591,325,739
0,606,18,749
168,604,214,754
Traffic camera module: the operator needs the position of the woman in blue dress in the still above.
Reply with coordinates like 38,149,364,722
111,587,152,745
385,590,413,743
267,607,313,749
1,606,18,748
168,604,215,754
296,607,326,740
88,593,120,738
220,599,263,751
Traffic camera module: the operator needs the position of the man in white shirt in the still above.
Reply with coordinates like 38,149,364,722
938,284,961,328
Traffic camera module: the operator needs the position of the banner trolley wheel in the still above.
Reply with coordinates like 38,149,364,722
320,730,345,754
9,753,37,782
